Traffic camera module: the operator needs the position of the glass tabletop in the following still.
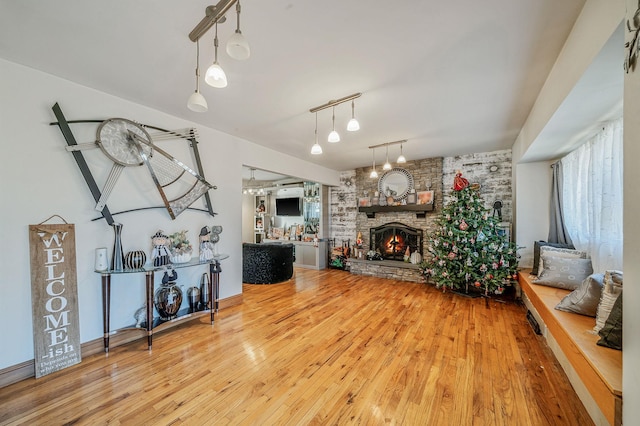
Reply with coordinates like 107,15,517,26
96,254,229,274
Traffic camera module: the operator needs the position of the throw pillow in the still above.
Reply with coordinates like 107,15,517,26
536,245,587,275
594,270,623,333
533,255,593,290
555,273,604,316
532,241,574,275
597,293,622,350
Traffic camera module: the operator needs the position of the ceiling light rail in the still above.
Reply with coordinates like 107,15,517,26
186,0,250,112
308,92,362,154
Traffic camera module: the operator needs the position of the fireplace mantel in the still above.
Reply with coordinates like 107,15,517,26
358,204,434,218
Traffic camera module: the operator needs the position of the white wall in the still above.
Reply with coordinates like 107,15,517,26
514,161,552,267
623,1,640,421
0,58,339,369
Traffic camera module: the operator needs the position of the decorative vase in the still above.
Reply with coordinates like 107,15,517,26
200,272,211,310
124,250,147,269
170,249,193,264
154,270,183,320
111,223,125,271
187,286,200,312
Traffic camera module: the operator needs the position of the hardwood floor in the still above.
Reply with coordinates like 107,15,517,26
0,268,592,425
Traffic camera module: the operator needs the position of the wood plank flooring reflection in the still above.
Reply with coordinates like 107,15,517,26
0,268,593,425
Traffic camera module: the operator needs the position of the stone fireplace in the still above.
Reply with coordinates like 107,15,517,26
369,222,423,261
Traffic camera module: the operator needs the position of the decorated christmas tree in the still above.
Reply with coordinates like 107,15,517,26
421,172,519,295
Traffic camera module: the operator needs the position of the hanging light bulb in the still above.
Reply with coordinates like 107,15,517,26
328,106,340,143
205,23,228,88
226,0,250,60
383,144,392,170
370,148,378,178
347,100,360,131
397,143,406,163
187,39,208,112
311,112,322,155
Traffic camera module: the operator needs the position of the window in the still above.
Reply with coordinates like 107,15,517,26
561,118,623,272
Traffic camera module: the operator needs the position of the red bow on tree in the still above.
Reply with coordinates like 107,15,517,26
453,172,469,191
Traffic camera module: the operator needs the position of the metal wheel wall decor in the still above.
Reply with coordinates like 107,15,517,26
51,103,217,224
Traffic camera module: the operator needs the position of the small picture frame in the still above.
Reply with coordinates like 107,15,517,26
358,197,371,207
416,190,434,205
271,227,284,239
254,216,264,230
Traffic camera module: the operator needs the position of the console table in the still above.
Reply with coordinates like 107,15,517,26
97,255,229,352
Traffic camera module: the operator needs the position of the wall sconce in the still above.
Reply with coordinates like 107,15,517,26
368,139,408,173
309,92,362,148
187,0,251,109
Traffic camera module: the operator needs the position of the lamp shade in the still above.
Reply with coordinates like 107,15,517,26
328,130,340,143
205,63,228,88
397,154,406,163
370,169,378,178
347,118,360,131
311,143,323,155
227,31,250,60
187,91,208,112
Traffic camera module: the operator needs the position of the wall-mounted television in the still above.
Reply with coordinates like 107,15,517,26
275,197,302,216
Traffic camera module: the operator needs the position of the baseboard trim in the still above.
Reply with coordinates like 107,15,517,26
0,294,243,388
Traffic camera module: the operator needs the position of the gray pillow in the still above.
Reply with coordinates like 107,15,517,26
532,241,574,275
534,255,593,290
555,273,604,316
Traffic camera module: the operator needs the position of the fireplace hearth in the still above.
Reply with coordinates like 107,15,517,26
369,222,423,261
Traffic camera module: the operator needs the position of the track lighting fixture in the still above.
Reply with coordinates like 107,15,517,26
368,140,408,172
311,112,323,155
205,23,228,88
187,40,208,112
370,148,378,178
328,106,340,143
187,0,251,108
308,93,362,152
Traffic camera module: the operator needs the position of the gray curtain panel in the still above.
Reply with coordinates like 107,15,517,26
548,162,573,245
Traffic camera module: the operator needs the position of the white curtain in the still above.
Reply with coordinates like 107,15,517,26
561,118,623,272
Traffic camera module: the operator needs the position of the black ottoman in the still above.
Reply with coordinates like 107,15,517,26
242,243,294,284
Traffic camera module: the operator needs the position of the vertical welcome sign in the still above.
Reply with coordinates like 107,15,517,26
29,222,81,378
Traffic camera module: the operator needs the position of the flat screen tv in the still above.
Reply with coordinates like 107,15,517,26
276,197,301,216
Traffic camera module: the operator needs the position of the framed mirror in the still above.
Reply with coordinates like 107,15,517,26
378,168,414,201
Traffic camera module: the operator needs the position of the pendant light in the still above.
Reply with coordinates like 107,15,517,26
226,0,250,60
205,23,228,88
311,112,322,155
346,100,360,131
370,148,378,178
383,144,392,170
187,40,208,112
397,143,406,163
328,106,340,143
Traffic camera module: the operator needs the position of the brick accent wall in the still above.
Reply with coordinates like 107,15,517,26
328,149,513,278
355,157,444,256
443,149,513,223
329,170,357,245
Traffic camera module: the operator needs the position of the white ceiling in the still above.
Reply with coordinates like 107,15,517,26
1,0,621,177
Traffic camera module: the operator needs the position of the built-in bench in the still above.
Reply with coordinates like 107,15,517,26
519,270,622,426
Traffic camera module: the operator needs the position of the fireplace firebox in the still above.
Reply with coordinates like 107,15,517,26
369,222,423,261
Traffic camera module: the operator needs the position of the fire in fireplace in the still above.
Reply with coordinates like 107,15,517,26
369,222,423,261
